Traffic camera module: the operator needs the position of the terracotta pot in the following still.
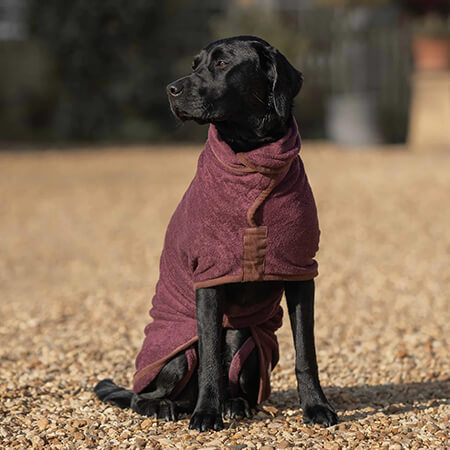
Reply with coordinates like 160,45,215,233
412,37,450,71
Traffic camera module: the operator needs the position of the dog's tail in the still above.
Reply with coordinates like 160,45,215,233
94,379,134,409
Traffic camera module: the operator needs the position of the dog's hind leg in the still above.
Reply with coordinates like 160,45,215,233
131,349,197,421
94,379,134,409
223,328,259,419
95,349,196,420
167,367,198,417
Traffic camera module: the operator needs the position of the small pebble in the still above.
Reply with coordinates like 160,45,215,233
36,418,49,431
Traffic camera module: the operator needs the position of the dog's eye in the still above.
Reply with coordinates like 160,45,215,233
216,60,228,68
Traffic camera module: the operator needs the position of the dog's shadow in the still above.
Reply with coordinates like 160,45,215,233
265,379,449,423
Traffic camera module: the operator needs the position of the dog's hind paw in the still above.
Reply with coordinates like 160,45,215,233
131,397,178,421
189,410,224,431
302,404,338,427
223,397,252,419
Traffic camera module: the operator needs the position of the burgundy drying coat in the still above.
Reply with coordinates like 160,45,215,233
133,118,320,403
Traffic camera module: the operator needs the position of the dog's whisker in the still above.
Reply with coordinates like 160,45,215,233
252,92,266,105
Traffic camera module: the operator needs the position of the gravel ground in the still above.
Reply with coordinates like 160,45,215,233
0,144,448,449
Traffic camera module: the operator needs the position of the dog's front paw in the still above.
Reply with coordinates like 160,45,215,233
223,397,252,419
189,410,224,431
303,403,338,427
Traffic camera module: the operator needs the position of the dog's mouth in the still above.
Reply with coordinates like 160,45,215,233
168,102,192,122
169,102,224,125
174,109,192,122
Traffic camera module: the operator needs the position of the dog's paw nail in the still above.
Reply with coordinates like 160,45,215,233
158,400,178,421
189,411,224,432
303,404,338,427
223,398,252,420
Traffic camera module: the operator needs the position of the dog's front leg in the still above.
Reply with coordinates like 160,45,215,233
189,286,225,431
285,280,338,426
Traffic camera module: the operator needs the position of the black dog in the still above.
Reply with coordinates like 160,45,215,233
95,36,337,432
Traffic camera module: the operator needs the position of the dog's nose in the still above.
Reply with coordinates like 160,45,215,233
167,81,184,97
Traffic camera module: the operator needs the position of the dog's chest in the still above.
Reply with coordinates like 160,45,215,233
223,281,284,307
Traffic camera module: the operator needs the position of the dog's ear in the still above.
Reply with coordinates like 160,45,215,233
258,44,303,120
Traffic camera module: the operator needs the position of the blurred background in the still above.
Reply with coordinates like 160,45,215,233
0,0,448,148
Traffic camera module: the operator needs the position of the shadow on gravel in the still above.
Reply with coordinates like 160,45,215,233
269,380,449,422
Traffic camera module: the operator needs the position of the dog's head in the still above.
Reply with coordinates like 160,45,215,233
166,36,303,127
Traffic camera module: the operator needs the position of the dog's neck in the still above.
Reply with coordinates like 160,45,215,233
214,114,290,153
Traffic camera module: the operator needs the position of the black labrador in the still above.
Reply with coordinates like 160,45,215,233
95,36,337,432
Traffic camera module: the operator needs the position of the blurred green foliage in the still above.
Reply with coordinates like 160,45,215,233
24,0,216,141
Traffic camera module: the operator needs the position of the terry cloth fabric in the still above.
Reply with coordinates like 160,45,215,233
133,117,320,403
